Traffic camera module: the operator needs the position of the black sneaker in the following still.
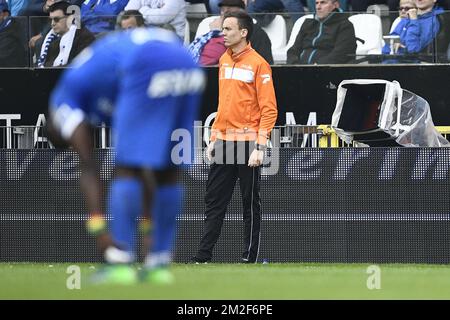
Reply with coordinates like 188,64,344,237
187,257,210,264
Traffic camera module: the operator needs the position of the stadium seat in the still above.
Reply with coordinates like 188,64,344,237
263,14,287,63
366,4,388,16
348,13,383,55
390,16,402,33
379,16,402,51
273,14,313,64
194,15,219,39
366,4,391,34
261,15,287,53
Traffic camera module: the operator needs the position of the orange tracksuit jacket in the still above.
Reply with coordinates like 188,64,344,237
210,42,278,145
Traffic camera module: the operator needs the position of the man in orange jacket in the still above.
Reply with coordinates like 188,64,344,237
192,10,277,263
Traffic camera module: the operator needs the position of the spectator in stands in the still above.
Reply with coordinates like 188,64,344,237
28,0,57,62
38,1,95,67
384,0,450,11
18,0,47,36
246,0,304,26
306,0,348,11
364,0,450,11
397,0,416,18
124,0,187,40
116,10,176,35
189,0,273,65
287,0,356,64
81,0,128,35
381,0,416,58
116,10,145,29
381,0,444,55
19,1,82,40
0,0,27,67
27,0,84,61
9,0,30,16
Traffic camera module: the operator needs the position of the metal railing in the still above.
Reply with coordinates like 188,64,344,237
0,125,113,149
325,125,450,147
1,124,449,149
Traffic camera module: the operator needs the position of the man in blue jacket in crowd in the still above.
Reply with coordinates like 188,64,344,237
382,0,444,56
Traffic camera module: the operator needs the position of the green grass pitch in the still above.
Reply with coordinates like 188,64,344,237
1,263,450,299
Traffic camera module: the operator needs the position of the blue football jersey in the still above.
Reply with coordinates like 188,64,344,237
49,27,191,140
114,30,206,168
50,27,205,169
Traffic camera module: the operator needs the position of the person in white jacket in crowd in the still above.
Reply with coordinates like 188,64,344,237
125,0,186,40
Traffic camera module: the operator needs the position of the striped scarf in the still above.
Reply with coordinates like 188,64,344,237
37,30,58,68
188,30,222,63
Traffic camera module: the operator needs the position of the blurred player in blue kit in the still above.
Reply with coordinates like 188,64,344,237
48,27,205,284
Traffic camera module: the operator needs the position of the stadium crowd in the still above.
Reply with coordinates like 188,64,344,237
1,0,450,66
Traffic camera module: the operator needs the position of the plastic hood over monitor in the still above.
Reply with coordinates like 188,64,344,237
331,79,450,147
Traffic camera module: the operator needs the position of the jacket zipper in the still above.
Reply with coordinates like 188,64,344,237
225,62,237,130
308,13,335,64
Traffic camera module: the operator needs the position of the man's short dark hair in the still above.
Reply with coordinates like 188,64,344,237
223,10,253,40
48,1,71,14
116,10,145,29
